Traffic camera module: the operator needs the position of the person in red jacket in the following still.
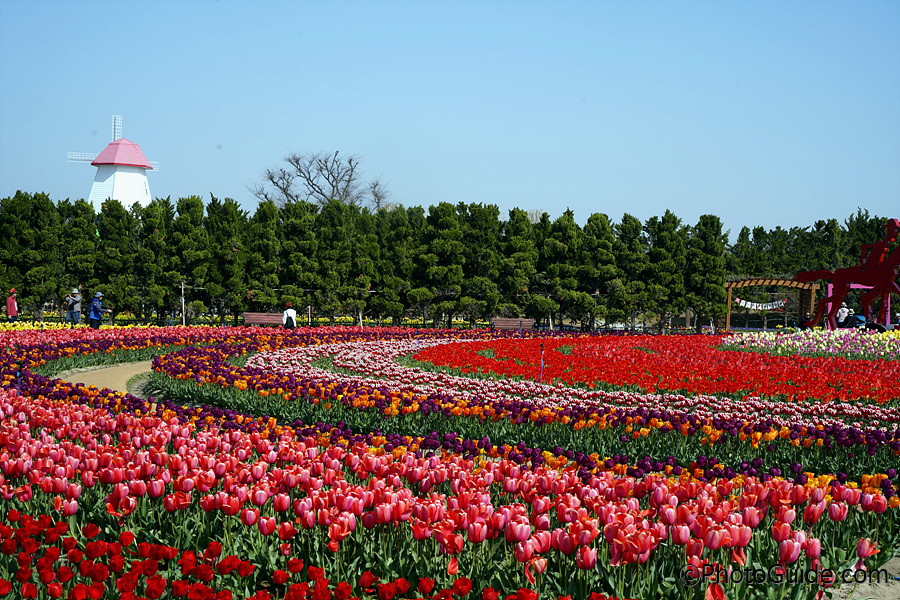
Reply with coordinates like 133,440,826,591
6,289,18,323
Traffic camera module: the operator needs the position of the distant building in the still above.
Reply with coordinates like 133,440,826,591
68,116,158,210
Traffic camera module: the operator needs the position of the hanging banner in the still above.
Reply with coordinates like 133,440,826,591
734,297,788,311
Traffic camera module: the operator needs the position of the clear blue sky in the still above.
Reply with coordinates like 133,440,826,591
1,0,898,240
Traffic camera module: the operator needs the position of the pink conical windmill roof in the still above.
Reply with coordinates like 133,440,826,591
91,138,152,169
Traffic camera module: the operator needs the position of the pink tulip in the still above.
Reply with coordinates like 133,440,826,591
251,487,268,507
671,524,691,545
729,524,752,547
273,493,290,513
467,521,489,543
779,539,802,564
828,502,848,522
62,499,78,516
803,501,825,525
659,505,677,526
776,506,796,524
805,538,821,559
504,519,531,544
258,516,277,536
514,541,534,563
240,507,259,527
856,538,879,560
704,527,729,551
576,545,597,569
686,538,704,558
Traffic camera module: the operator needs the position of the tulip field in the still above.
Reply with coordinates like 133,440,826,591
0,324,898,600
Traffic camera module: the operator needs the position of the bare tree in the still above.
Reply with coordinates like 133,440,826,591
250,151,389,209
368,179,394,212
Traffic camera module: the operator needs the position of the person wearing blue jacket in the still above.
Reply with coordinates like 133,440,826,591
89,292,108,329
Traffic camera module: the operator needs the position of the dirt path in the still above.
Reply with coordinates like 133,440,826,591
57,360,154,399
836,557,900,600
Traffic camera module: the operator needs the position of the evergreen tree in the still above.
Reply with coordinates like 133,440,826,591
278,201,319,319
727,226,754,276
458,203,502,326
172,196,210,324
686,215,727,332
315,199,356,324
844,209,887,267
57,199,99,295
136,197,178,323
245,200,281,312
205,195,249,324
498,208,538,317
0,191,62,319
347,207,380,325
805,218,848,271
580,212,620,328
534,210,582,328
95,199,138,320
612,213,651,329
420,202,466,327
646,210,688,329
371,206,421,325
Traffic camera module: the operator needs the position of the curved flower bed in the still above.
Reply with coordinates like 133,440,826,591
412,336,900,404
0,325,898,599
176,339,900,489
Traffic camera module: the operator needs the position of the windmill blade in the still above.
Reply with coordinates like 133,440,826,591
149,161,160,173
67,152,98,163
112,115,122,141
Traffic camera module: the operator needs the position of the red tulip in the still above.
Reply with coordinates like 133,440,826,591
417,577,435,595
452,577,473,597
771,521,791,542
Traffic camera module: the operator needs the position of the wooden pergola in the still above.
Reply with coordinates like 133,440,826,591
724,278,819,330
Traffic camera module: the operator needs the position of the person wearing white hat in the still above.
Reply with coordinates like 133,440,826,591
64,287,82,326
836,302,849,327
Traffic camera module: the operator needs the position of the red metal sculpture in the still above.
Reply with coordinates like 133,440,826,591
793,218,900,329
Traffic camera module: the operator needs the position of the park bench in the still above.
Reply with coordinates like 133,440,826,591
242,312,284,327
491,317,534,331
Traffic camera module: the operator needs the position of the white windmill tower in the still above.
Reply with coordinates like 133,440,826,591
67,115,159,210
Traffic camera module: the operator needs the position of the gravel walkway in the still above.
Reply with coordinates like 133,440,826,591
55,360,155,400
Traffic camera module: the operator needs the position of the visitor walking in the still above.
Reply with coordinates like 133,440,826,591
89,292,108,330
5,289,18,323
65,288,82,326
283,303,297,329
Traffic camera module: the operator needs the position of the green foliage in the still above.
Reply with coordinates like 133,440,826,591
646,210,688,329
612,213,651,329
0,189,893,329
96,199,138,318
0,191,63,317
205,195,249,322
686,214,728,331
135,197,179,322
244,199,281,310
422,202,466,327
